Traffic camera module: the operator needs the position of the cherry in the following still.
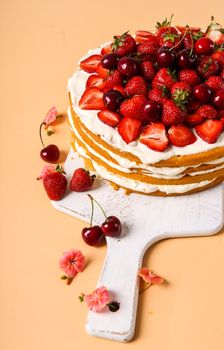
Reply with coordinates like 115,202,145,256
193,84,212,103
81,226,104,246
156,47,175,68
118,57,139,77
142,100,162,122
213,89,224,109
177,49,197,69
101,216,122,237
194,37,214,55
40,144,60,162
103,90,124,111
101,53,120,70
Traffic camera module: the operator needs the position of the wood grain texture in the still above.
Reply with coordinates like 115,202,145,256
53,149,224,341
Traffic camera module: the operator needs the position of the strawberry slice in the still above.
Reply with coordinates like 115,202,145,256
78,88,105,110
185,113,203,126
118,117,141,144
101,43,113,55
168,124,196,147
86,74,104,89
139,123,169,152
96,63,109,78
195,119,223,144
97,110,121,127
80,54,102,73
135,30,155,43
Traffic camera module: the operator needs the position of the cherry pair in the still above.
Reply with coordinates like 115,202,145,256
82,195,122,246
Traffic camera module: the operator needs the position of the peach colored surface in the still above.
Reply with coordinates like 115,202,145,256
1,1,224,349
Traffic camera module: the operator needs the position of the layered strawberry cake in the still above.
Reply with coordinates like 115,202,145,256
68,17,224,196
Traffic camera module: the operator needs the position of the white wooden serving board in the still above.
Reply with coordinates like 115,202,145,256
52,149,224,342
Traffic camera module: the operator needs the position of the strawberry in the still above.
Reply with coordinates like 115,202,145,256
178,69,200,87
206,20,224,45
171,82,191,111
137,41,159,59
96,63,109,78
120,95,147,121
206,76,224,92
212,50,224,67
148,87,169,104
152,68,177,90
80,54,102,73
102,70,123,91
197,56,219,79
162,100,185,126
86,74,104,89
168,124,196,147
70,168,95,192
185,112,203,126
79,87,105,110
97,110,121,127
139,123,169,152
112,32,136,56
195,119,223,144
118,117,141,144
113,85,125,96
101,43,113,55
140,61,156,81
124,76,147,97
43,165,67,200
196,104,218,119
158,27,181,49
135,30,157,43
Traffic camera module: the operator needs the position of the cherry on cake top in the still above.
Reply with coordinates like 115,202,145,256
78,16,224,152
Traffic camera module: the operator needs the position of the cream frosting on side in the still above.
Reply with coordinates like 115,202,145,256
68,44,224,166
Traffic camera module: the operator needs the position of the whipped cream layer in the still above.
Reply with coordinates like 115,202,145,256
68,44,224,166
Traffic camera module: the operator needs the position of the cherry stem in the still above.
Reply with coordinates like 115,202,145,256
88,194,107,219
170,25,189,52
87,194,94,227
139,282,151,294
189,31,194,56
39,122,46,147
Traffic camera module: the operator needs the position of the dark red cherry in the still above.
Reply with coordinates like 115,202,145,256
193,84,212,103
177,49,197,69
81,226,104,246
101,53,120,70
103,90,124,111
40,144,60,162
118,57,139,77
194,37,214,55
101,216,122,237
156,47,175,68
142,100,162,122
213,89,224,109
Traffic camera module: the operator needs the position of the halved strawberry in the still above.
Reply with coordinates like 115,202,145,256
118,117,141,144
195,119,223,144
113,85,126,96
168,124,196,147
97,110,121,127
80,54,102,73
96,63,109,78
101,43,113,55
139,123,169,152
135,30,155,43
206,21,224,45
176,25,201,33
86,74,104,89
78,87,105,110
185,113,203,126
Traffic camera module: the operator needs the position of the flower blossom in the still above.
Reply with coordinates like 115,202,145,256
138,267,164,285
59,249,85,278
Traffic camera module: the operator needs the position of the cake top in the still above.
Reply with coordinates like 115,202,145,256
77,16,224,153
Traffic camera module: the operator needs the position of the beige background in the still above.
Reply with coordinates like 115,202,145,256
1,0,224,349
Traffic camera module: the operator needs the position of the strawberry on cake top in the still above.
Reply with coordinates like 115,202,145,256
68,16,224,196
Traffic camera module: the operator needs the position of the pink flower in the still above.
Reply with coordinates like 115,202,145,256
37,164,55,180
43,106,57,126
84,286,110,312
138,267,164,285
59,249,85,278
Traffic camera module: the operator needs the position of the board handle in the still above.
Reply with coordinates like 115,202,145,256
85,243,144,342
